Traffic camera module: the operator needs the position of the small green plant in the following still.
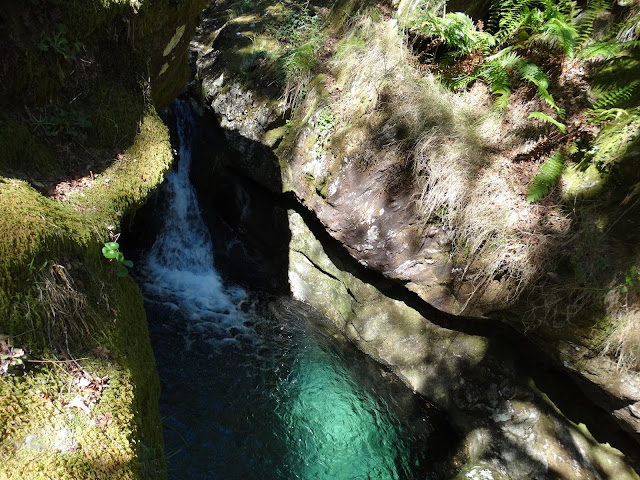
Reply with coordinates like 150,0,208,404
526,151,566,203
28,256,49,274
412,11,496,58
528,111,567,133
620,266,639,296
274,6,320,47
591,81,640,110
317,107,335,136
37,23,83,60
30,107,92,140
284,118,295,134
102,242,133,278
0,336,27,375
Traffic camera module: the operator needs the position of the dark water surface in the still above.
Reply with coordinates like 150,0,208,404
135,100,443,479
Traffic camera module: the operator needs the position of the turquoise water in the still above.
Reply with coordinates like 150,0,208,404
143,298,439,479
136,100,441,479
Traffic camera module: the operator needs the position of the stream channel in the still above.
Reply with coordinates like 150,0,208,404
132,99,453,479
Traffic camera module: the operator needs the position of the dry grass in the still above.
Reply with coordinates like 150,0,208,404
36,263,95,354
328,17,559,312
602,309,640,371
601,279,640,371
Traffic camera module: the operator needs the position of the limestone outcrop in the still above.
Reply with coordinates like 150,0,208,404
288,208,638,479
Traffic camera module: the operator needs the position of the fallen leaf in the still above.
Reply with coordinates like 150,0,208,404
96,412,113,429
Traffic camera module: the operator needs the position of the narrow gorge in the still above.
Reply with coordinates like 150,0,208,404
1,0,640,479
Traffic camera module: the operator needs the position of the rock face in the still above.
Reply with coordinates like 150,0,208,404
189,0,640,477
284,129,458,313
191,14,285,193
288,209,638,479
189,10,477,316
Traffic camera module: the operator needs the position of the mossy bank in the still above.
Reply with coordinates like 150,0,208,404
0,1,206,478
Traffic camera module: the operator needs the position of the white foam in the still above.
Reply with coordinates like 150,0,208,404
139,99,253,341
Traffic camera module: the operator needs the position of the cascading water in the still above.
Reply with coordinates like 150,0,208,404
135,99,443,479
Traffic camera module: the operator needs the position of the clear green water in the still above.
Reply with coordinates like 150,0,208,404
143,297,439,480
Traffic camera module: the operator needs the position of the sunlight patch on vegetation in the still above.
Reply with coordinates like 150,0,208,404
325,14,544,311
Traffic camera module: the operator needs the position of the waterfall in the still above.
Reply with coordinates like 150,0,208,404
134,99,440,480
139,99,247,324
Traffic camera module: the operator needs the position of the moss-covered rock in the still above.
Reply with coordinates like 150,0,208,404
0,1,205,477
0,105,172,479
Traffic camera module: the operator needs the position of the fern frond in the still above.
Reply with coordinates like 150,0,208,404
489,0,528,32
479,63,512,92
557,0,577,16
592,80,640,109
442,73,475,91
536,86,562,115
542,17,578,57
576,0,609,47
517,61,548,89
494,89,511,109
529,111,567,133
588,107,633,123
580,40,640,60
538,87,563,117
497,8,530,46
527,151,566,203
498,51,522,69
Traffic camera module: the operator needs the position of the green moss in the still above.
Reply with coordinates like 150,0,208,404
0,361,137,480
135,0,208,108
78,108,173,217
0,107,172,479
592,117,640,170
262,125,288,147
85,83,146,149
151,52,192,109
0,0,208,478
561,164,604,199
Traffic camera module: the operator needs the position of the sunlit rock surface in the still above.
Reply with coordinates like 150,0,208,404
288,210,639,480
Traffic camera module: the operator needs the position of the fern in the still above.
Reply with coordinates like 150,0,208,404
580,40,640,60
489,0,533,33
491,48,522,68
592,80,640,109
527,151,566,203
529,111,567,133
542,17,578,58
517,61,548,89
492,3,534,47
411,11,496,58
588,107,634,123
537,86,563,115
575,0,609,48
515,60,563,112
477,61,513,103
